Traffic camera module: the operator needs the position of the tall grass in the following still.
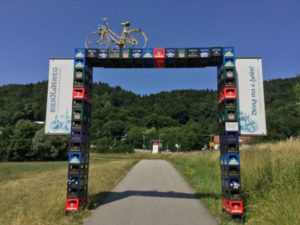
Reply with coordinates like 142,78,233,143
241,137,300,224
0,157,138,225
167,138,300,225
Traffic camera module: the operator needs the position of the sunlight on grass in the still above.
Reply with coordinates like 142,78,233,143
0,157,138,225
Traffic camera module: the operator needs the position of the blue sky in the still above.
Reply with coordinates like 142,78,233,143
0,0,299,94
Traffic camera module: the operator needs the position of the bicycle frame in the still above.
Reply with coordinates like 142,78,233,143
102,25,131,45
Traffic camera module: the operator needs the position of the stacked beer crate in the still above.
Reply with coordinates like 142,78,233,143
218,47,244,217
65,48,93,213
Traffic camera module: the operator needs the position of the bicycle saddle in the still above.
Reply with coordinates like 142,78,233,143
121,21,130,27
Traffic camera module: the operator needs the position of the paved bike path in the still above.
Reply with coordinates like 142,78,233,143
84,160,219,225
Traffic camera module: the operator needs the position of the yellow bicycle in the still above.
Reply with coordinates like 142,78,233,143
85,18,148,49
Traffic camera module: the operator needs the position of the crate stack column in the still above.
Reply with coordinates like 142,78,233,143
65,48,93,213
218,47,244,217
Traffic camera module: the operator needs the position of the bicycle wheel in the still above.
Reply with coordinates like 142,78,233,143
85,31,110,49
124,29,148,48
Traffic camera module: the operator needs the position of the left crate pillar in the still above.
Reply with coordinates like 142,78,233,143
66,48,93,213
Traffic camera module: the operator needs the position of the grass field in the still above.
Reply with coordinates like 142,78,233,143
1,138,299,225
167,138,300,225
0,157,139,225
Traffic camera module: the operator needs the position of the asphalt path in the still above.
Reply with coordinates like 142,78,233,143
84,160,219,225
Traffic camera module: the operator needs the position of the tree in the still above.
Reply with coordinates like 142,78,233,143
7,120,40,161
295,82,300,117
32,127,69,160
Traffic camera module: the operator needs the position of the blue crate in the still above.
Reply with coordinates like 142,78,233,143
220,131,239,144
224,176,241,190
223,47,235,58
69,152,83,165
223,57,235,68
142,48,153,58
199,48,211,58
74,48,85,59
222,153,240,166
98,49,109,58
70,129,90,142
74,59,85,69
67,174,87,188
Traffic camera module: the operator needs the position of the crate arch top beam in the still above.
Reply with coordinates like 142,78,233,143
67,47,243,219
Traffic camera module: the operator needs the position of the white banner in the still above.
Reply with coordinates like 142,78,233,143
236,58,267,135
45,58,74,134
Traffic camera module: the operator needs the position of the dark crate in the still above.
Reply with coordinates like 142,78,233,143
177,48,187,58
218,99,237,113
199,48,211,58
219,109,238,123
98,49,109,59
72,108,91,122
187,48,200,58
222,175,241,191
86,49,98,58
67,184,87,198
109,49,120,58
68,163,89,175
165,48,177,58
132,49,142,58
220,143,239,153
221,165,240,176
67,174,87,189
222,189,242,201
72,99,92,111
120,48,131,59
70,142,90,152
210,47,223,57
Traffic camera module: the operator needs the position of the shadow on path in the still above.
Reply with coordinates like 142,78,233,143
88,190,220,209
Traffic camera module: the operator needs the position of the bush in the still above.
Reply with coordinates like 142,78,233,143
111,142,134,153
93,138,134,153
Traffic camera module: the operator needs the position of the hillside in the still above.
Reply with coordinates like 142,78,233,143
0,76,299,160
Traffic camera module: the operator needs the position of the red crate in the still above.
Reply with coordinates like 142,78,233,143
223,88,237,99
65,196,87,212
218,91,224,103
72,88,92,103
65,198,80,211
222,197,228,210
219,88,237,103
229,201,243,214
154,48,165,58
223,198,243,214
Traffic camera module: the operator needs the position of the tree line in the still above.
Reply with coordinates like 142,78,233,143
0,76,299,160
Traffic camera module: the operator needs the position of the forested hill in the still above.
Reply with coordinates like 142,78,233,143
0,76,299,158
